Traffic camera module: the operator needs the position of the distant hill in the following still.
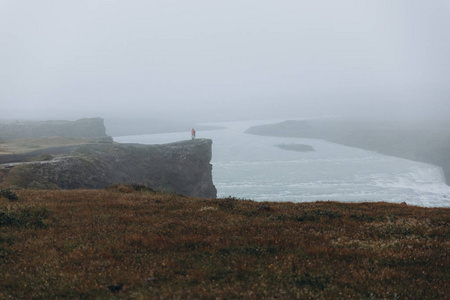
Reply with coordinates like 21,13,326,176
246,119,450,185
0,118,108,140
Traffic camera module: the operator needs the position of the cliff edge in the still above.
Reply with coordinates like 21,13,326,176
0,139,217,198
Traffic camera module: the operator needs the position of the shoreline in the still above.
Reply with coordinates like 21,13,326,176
245,119,450,186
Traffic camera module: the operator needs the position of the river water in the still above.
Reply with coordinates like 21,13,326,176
114,120,450,207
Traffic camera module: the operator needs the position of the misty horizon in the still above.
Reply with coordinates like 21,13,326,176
1,1,450,123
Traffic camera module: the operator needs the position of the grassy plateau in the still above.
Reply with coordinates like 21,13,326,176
0,186,449,299
0,137,111,155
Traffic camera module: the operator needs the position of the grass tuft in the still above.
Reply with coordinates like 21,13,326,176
0,188,19,201
0,205,51,228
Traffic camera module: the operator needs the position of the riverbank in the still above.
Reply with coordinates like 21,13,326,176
1,187,448,298
246,119,450,185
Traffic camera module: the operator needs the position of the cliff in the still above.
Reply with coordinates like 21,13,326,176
0,118,108,140
0,139,217,198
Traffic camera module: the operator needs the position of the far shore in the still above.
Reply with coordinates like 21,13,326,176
246,119,450,185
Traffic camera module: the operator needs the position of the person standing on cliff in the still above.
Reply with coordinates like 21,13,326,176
191,128,196,140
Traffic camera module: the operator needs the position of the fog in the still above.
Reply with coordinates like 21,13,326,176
1,0,450,124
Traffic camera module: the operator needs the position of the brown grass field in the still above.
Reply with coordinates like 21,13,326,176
0,186,449,299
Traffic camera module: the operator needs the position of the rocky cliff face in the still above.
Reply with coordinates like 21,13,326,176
0,139,217,198
0,118,108,140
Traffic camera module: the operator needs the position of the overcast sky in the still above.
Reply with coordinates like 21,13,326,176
1,0,450,122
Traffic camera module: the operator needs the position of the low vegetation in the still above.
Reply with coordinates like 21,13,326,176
0,188,19,201
0,187,448,298
0,137,111,155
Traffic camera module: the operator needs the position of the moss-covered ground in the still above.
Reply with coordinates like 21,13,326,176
0,186,448,299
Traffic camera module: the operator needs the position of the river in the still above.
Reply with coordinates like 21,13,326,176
114,120,450,207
